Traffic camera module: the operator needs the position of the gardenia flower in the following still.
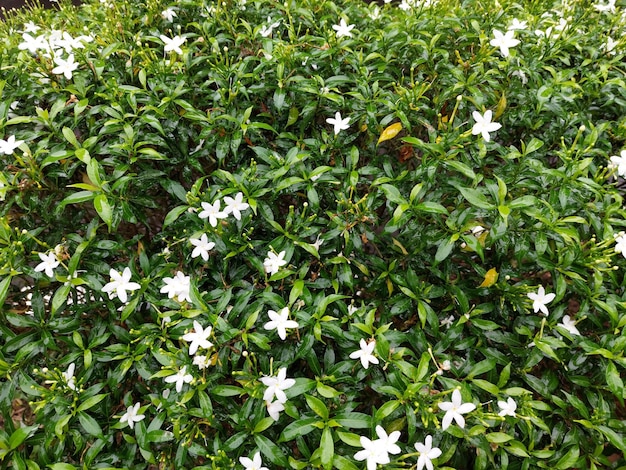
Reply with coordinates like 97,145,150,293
594,0,616,13
490,29,520,57
18,33,46,53
193,354,212,370
415,435,442,470
259,17,281,37
609,150,626,177
605,37,618,55
119,402,146,429
326,112,351,135
34,251,60,278
508,18,527,30
264,307,299,340
498,397,517,417
439,389,476,430
52,53,78,79
160,35,186,54
332,18,355,38
263,250,287,275
190,233,215,261
375,426,401,456
239,452,268,470
160,271,191,303
354,426,401,470
259,367,295,404
101,267,141,303
63,363,77,391
349,339,379,369
266,399,285,421
161,7,177,21
164,365,193,393
198,200,228,227
23,21,40,33
223,192,250,220
0,135,25,155
558,315,581,336
527,285,555,316
614,232,626,258
182,320,213,355
471,110,501,142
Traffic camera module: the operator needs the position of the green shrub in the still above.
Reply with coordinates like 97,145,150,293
1,0,626,468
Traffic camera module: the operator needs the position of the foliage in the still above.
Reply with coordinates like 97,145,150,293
1,0,626,468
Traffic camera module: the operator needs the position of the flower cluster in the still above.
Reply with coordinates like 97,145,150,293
259,367,295,420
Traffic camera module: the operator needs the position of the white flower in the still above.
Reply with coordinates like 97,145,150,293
18,33,46,53
326,111,351,135
193,354,212,369
34,252,60,278
594,0,616,13
497,397,517,417
332,18,355,38
471,110,502,142
23,21,40,34
51,53,78,79
349,339,379,370
490,29,520,58
440,315,455,328
609,150,626,177
263,250,287,275
527,285,555,316
62,363,77,390
354,430,394,470
190,233,215,261
615,233,626,258
368,6,381,20
558,315,581,336
374,425,401,456
164,365,193,393
264,307,299,340
439,389,476,430
508,19,528,30
160,271,191,303
266,399,285,421
101,267,141,303
198,200,228,227
182,320,213,355
259,17,281,37
259,367,295,404
415,435,442,470
223,192,250,220
605,37,618,55
160,35,186,54
119,402,146,429
0,135,24,155
161,7,177,21
239,452,268,470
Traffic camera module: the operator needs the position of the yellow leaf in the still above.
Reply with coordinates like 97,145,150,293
377,122,403,145
479,267,499,288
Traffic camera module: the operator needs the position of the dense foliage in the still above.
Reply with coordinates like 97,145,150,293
1,0,626,468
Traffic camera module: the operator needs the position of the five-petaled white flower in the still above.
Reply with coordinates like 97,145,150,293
160,271,191,303
558,315,581,336
34,252,60,278
182,320,213,355
415,435,442,470
527,285,555,316
223,192,250,220
609,150,626,177
332,18,355,38
508,19,528,30
326,111,351,135
259,17,281,37
350,338,379,369
615,232,626,258
190,233,215,261
160,34,186,54
18,33,46,53
490,29,520,57
439,389,476,430
263,250,287,275
193,354,212,369
259,367,295,404
52,53,78,79
266,399,285,421
264,307,299,340
62,362,77,390
240,452,268,470
471,110,502,142
198,200,228,227
164,365,193,393
594,0,616,13
354,426,401,470
102,267,141,303
161,7,177,21
498,397,517,417
0,135,24,155
119,402,146,429
375,426,401,456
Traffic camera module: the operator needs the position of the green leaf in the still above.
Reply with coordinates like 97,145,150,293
467,359,496,379
62,127,80,149
77,394,107,412
486,432,513,443
254,434,288,467
93,194,113,231
375,400,400,421
379,184,407,205
163,205,189,228
211,385,244,397
78,412,103,439
320,427,334,470
554,446,579,469
305,394,329,421
457,186,494,210
48,464,78,470
8,425,38,450
0,275,12,308
279,418,319,442
435,235,457,263
605,361,624,400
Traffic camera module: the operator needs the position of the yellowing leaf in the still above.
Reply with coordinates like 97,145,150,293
479,267,499,288
377,122,402,145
